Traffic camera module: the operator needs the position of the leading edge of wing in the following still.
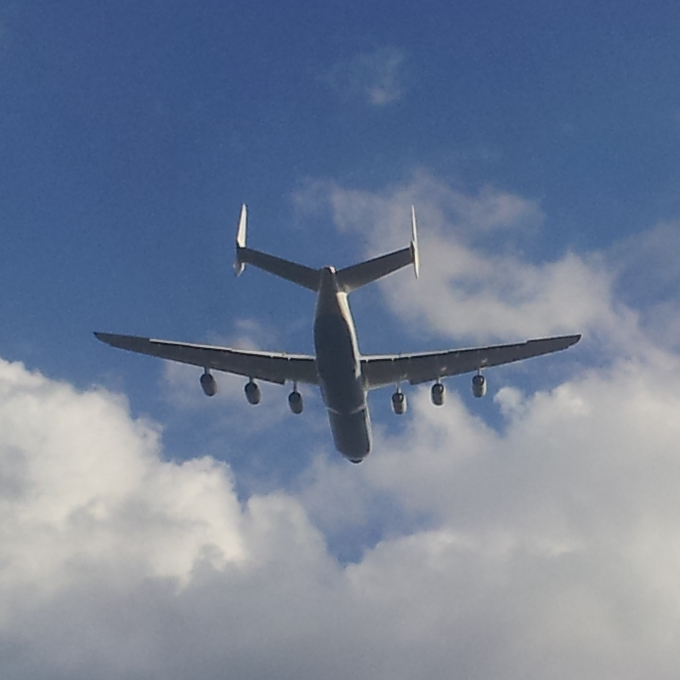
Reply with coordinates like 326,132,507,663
94,332,319,385
361,334,581,388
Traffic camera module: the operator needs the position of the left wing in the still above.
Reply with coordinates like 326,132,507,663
361,334,581,389
94,332,319,385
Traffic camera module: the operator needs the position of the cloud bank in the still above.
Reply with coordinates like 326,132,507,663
3,174,680,679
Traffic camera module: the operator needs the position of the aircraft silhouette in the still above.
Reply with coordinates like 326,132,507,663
96,205,580,463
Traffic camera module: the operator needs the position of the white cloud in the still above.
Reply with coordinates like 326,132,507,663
4,174,680,678
295,172,643,352
326,46,407,107
612,220,680,351
4,335,680,678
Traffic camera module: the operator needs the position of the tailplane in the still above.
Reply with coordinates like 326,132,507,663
233,204,319,291
232,204,420,294
336,205,420,293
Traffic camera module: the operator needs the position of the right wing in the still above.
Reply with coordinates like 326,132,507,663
361,334,581,389
94,332,319,385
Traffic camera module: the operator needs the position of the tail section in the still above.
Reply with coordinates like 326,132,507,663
410,205,420,279
232,204,420,294
234,204,248,276
233,204,319,291
336,205,420,293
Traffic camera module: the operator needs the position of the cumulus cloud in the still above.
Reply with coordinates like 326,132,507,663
326,46,407,107
296,347,680,679
0,358,336,678
8,346,680,679
612,220,680,351
295,172,642,352
4,172,680,678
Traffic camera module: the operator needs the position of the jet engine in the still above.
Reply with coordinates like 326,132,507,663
200,372,217,397
288,389,303,414
391,390,407,415
431,382,445,406
244,379,261,405
472,373,487,398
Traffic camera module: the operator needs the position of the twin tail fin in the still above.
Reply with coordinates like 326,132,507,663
233,204,420,294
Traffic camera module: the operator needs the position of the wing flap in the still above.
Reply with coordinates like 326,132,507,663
362,334,581,388
95,332,319,385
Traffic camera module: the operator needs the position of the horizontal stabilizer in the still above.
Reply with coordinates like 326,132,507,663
232,204,319,290
336,206,420,292
336,247,414,292
237,247,320,291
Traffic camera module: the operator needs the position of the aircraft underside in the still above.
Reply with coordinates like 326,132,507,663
94,204,581,463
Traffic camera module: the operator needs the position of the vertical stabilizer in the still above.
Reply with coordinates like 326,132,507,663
234,204,248,276
410,205,420,279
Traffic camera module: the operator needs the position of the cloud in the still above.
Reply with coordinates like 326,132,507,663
4,173,680,678
612,220,680,351
294,172,646,355
294,346,680,679
326,46,407,107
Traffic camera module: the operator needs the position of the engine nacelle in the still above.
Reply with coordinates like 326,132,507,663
391,390,407,415
472,374,487,398
244,380,261,405
200,372,217,397
288,390,303,414
431,382,445,406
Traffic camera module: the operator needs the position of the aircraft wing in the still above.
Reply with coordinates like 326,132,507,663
361,334,581,389
94,332,319,385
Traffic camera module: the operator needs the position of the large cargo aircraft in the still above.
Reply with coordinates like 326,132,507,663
96,205,580,463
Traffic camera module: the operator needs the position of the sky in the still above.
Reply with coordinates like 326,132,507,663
1,1,680,678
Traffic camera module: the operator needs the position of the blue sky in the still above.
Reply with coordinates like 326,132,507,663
2,1,680,678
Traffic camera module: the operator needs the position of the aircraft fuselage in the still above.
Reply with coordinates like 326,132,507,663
313,267,371,462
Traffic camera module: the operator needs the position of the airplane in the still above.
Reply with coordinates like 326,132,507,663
95,205,581,464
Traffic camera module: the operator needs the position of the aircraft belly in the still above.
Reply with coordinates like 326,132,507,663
327,408,372,461
314,313,365,414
